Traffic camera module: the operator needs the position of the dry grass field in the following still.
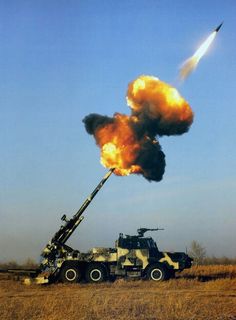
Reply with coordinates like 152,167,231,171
0,265,235,320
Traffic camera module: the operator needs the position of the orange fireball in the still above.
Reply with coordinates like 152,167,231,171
127,75,193,136
83,74,193,181
95,114,143,176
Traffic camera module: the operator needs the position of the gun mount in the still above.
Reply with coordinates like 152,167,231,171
39,168,114,275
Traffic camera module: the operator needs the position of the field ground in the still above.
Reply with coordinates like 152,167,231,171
0,265,236,320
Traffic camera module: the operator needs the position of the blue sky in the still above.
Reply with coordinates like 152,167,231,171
0,0,235,262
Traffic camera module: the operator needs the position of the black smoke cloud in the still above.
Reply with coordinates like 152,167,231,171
83,114,114,135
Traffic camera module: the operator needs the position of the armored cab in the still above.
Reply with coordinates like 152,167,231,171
111,230,192,281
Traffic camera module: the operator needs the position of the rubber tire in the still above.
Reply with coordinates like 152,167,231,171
85,264,106,283
59,264,81,283
146,264,167,282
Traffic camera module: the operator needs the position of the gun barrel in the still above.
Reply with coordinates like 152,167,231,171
52,168,114,245
40,168,114,271
73,168,114,220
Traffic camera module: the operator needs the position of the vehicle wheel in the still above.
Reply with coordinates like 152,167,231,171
59,264,81,283
85,264,106,283
146,264,167,281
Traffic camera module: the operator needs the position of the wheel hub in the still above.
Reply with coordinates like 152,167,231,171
65,269,77,281
90,269,102,281
151,268,162,281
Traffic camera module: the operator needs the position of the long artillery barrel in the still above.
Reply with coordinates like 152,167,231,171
51,168,114,245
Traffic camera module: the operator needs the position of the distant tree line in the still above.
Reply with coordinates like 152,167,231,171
188,240,236,265
0,258,38,270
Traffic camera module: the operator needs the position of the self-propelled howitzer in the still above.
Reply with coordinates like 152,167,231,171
1,167,193,285
14,165,192,285
39,169,114,277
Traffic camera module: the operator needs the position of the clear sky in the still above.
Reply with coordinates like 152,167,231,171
0,0,235,262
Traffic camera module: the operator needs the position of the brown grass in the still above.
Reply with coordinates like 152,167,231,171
0,265,236,320
180,264,236,280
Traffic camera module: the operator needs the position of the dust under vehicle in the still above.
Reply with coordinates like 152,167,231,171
1,169,192,284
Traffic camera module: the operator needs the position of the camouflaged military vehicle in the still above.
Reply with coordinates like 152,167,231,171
1,170,192,284
38,170,192,284
56,228,192,284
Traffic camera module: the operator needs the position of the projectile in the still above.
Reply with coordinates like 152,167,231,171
215,22,223,32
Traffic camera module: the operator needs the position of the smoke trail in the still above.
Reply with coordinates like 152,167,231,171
179,31,217,80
